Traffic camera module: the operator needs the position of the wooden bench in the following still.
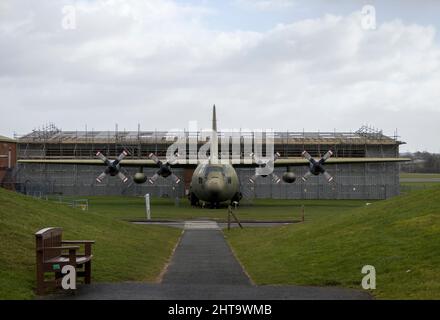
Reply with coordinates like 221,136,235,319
35,227,95,295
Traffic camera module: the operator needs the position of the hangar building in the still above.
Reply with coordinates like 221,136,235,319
12,125,404,200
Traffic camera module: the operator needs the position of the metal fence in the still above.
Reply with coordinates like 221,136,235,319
9,129,402,200
10,162,400,200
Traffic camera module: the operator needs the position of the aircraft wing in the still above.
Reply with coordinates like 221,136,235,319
17,159,167,167
215,157,410,167
271,157,411,167
18,157,410,167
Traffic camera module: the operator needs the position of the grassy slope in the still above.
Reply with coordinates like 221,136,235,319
226,187,440,299
0,188,181,299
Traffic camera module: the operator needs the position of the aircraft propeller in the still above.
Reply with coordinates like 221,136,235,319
148,153,181,184
249,152,281,184
301,150,334,182
95,150,129,183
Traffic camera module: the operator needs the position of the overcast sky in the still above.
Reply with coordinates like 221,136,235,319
0,0,439,152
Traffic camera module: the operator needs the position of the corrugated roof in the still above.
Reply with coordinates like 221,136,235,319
0,135,16,143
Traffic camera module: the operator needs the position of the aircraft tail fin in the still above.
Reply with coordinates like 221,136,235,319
212,104,217,132
211,104,218,163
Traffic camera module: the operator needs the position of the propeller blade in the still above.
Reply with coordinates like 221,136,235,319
323,171,334,183
117,172,129,183
302,151,312,161
249,173,280,184
96,151,110,165
274,152,281,161
322,150,333,162
249,174,257,184
148,173,160,184
96,172,107,183
113,150,129,166
272,173,281,184
171,174,181,184
149,153,160,164
301,171,312,182
116,150,129,162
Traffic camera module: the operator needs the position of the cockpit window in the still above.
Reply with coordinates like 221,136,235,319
204,166,225,177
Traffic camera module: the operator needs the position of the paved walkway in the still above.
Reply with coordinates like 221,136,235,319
48,221,371,300
58,282,371,300
162,225,250,286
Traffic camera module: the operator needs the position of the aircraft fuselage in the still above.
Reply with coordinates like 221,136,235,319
189,163,241,205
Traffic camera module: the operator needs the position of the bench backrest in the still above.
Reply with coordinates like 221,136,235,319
35,227,63,261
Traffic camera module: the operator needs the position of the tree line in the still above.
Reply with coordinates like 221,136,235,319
400,151,440,173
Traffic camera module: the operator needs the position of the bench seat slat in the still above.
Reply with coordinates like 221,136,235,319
45,255,93,264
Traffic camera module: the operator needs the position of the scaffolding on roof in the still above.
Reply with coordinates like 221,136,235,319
15,127,402,145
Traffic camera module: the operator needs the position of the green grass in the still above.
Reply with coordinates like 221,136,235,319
399,173,440,193
0,188,181,300
3,183,439,299
400,182,440,194
400,173,440,179
226,186,440,299
61,196,371,222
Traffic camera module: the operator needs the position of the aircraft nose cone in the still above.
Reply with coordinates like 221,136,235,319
206,179,224,195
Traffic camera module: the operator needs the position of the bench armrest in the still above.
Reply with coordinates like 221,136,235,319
61,241,94,255
37,246,80,252
62,240,95,244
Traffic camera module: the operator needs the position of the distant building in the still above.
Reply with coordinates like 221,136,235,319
14,125,405,199
0,135,17,190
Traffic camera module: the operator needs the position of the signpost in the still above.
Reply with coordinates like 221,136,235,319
145,193,151,220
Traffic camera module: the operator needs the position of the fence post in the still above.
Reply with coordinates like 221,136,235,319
145,193,151,220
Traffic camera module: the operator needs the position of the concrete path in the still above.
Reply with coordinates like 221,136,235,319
55,282,370,300
162,224,250,286
47,220,371,300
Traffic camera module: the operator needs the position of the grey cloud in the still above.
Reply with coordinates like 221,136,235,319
0,0,439,152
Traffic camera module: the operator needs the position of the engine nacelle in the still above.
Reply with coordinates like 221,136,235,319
133,172,147,184
282,171,296,183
